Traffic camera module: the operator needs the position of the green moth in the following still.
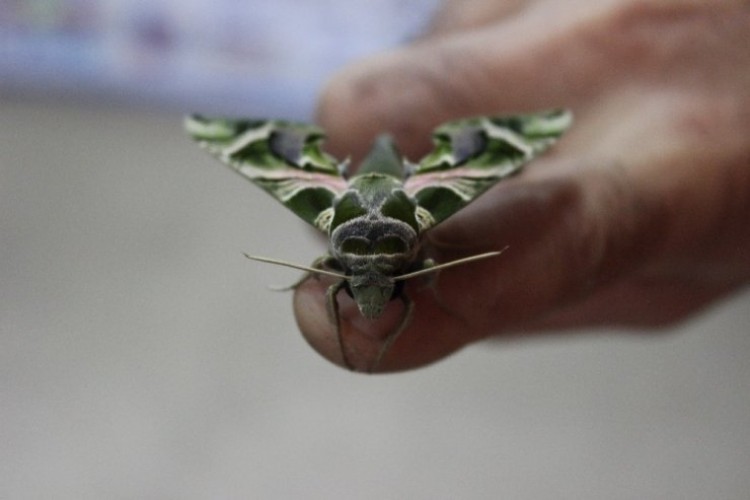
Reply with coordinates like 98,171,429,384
185,110,571,369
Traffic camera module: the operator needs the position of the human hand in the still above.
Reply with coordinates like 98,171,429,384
295,0,750,372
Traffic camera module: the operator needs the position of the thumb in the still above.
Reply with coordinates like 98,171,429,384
424,0,530,38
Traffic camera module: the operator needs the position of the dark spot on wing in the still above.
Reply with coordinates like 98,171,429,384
269,129,306,165
449,126,485,163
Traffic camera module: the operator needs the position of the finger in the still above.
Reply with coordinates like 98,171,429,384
293,262,478,372
316,5,609,160
521,277,738,331
317,0,747,160
423,0,530,38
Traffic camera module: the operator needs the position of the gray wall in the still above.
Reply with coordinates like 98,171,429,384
2,97,749,499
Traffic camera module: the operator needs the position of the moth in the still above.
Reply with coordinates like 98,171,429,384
185,110,571,370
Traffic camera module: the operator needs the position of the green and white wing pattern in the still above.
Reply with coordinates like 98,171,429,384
185,110,571,233
405,109,572,230
185,115,348,232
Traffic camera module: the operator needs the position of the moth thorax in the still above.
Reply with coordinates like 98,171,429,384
348,271,395,320
330,217,418,261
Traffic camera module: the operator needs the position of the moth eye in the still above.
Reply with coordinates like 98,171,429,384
374,236,406,255
341,237,371,255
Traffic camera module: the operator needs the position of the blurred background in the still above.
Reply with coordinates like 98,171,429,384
2,1,750,499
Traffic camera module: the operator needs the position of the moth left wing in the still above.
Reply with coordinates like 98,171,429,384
185,115,348,232
404,109,572,230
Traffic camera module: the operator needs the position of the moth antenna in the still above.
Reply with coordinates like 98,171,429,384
393,247,509,281
243,253,349,280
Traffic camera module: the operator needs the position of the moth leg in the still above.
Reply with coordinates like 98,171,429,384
370,292,414,373
325,279,354,370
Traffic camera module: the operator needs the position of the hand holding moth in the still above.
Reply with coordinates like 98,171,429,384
301,0,750,371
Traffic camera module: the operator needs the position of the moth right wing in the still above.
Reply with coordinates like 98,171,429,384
404,109,572,231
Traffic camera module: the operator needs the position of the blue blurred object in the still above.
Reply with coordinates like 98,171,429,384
0,0,440,118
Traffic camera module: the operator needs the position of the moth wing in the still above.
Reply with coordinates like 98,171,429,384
404,109,572,230
185,115,348,232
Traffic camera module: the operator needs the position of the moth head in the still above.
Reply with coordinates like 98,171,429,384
348,272,395,320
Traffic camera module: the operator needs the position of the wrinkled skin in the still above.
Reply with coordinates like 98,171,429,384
295,0,750,372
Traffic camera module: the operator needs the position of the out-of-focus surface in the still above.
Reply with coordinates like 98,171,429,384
2,91,750,500
2,1,750,498
1,0,438,117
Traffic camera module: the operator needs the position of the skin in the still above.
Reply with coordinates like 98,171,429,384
294,0,750,372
